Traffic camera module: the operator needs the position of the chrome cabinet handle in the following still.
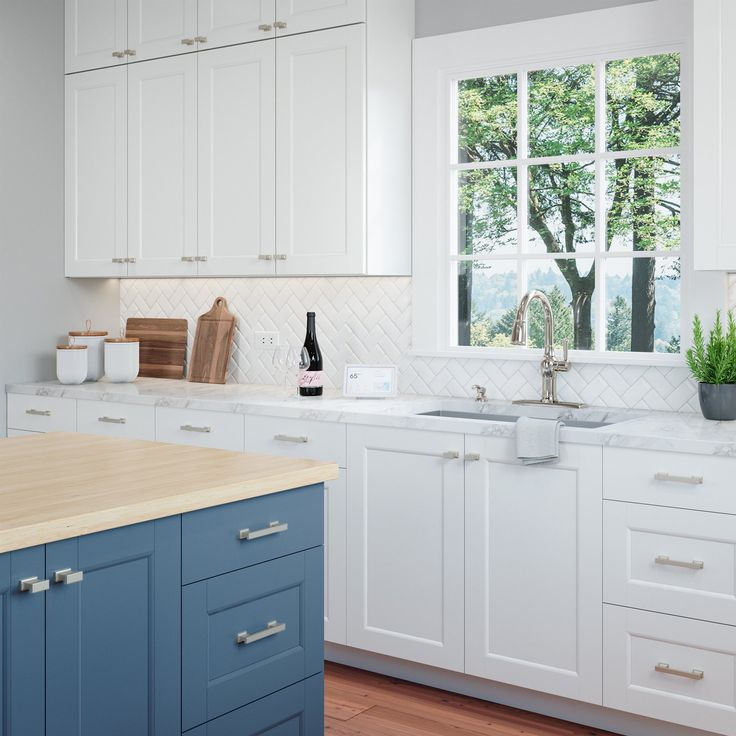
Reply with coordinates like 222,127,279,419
19,577,49,594
112,257,126,263
124,49,136,56
441,450,460,459
274,434,308,444
194,255,208,262
275,254,287,260
258,254,274,261
98,416,127,425
240,521,288,541
181,38,196,45
181,256,196,262
274,21,287,29
465,453,481,461
258,23,273,31
655,663,704,680
237,620,286,645
112,50,126,58
125,257,136,264
194,36,207,43
180,424,212,433
54,568,84,585
655,555,704,570
25,409,51,417
654,472,704,486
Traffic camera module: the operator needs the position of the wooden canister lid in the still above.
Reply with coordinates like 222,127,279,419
104,337,140,343
69,330,108,337
57,344,87,350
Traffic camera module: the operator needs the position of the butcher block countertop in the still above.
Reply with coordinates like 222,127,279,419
0,432,338,554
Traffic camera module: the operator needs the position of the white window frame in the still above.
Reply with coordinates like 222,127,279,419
412,0,728,367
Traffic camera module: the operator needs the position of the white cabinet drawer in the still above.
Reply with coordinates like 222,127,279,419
603,447,736,514
245,416,346,467
7,394,76,433
77,401,155,441
604,501,736,626
156,408,244,451
604,605,736,736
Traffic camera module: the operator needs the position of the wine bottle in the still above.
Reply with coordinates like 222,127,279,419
298,312,323,397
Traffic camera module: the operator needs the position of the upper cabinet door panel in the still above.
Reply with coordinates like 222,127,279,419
276,24,365,275
275,0,365,35
128,55,198,276
65,0,127,73
197,42,276,276
127,0,197,62
198,0,277,47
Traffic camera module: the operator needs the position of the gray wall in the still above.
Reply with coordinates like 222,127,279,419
0,0,120,436
415,0,654,37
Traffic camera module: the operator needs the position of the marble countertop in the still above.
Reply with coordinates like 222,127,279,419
7,378,736,456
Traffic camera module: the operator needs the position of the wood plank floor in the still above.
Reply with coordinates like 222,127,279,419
325,662,619,736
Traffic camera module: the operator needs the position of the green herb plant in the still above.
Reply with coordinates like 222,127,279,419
686,310,736,384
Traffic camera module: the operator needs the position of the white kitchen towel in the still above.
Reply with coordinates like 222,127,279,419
515,416,563,465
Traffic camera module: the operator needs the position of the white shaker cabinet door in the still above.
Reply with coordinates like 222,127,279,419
198,0,276,48
127,0,198,62
465,436,603,704
346,426,465,671
197,42,276,275
127,55,198,276
275,25,365,275
324,470,347,645
275,0,365,36
65,0,127,73
65,67,128,277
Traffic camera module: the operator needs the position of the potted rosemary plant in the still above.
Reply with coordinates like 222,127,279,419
686,310,736,420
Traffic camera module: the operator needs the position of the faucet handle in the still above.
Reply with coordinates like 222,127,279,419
554,339,570,370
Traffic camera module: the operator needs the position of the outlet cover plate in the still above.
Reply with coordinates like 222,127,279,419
254,331,280,349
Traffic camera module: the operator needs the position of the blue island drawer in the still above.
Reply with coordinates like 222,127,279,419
182,548,323,731
182,484,323,584
183,674,324,736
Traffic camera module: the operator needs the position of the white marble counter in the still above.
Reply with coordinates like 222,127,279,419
7,378,736,456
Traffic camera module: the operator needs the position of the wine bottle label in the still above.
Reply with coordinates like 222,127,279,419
298,369,324,388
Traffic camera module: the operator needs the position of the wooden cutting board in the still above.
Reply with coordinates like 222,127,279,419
188,297,236,384
125,317,188,379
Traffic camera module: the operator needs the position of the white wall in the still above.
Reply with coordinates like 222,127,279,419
0,0,120,435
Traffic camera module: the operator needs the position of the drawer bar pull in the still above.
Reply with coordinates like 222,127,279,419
274,434,309,444
25,409,51,417
655,555,704,570
239,521,288,541
655,662,704,680
236,620,286,646
54,568,84,585
98,416,127,425
654,472,704,485
19,577,49,594
465,453,481,461
180,424,212,433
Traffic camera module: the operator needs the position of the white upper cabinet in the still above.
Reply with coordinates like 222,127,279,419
197,42,276,275
276,24,365,274
127,55,198,276
694,0,736,270
65,67,128,277
198,0,277,47
127,0,198,61
275,0,365,36
65,0,128,73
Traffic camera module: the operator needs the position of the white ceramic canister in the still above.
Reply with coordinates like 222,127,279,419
69,326,108,381
56,344,88,385
104,338,140,383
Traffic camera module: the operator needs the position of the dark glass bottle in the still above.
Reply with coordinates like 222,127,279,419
298,312,323,397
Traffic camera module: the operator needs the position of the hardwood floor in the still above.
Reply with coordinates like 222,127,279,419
325,662,619,736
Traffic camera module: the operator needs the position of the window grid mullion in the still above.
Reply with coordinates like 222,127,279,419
595,58,607,353
518,68,529,301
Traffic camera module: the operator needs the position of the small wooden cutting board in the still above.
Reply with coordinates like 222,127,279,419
188,297,236,384
125,317,188,379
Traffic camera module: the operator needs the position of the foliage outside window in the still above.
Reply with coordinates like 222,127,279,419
454,53,681,354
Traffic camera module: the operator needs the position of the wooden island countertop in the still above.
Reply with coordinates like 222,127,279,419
0,432,338,553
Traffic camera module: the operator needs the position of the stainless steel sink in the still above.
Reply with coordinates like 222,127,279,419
417,410,611,429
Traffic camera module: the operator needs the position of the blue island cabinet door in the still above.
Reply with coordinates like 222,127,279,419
0,547,45,736
45,517,181,736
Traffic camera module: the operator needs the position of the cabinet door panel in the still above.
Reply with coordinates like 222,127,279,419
0,547,45,736
465,436,602,704
324,470,346,644
127,0,197,62
65,67,127,277
46,518,181,736
346,426,464,671
198,0,276,47
128,55,198,276
276,25,365,275
65,0,127,73
198,43,276,275
275,0,365,35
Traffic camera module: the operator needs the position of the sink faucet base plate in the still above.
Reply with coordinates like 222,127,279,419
512,399,585,409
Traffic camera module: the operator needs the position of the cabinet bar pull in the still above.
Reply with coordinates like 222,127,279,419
274,21,287,29
654,472,703,485
275,254,287,260
258,254,274,261
239,521,288,541
112,50,125,58
180,424,212,433
655,663,704,680
112,257,126,263
465,453,481,461
655,555,704,570
181,38,195,45
98,416,127,425
25,409,51,417
194,255,208,262
441,450,461,459
124,49,136,56
194,36,207,43
54,568,84,585
274,434,308,444
125,257,136,263
181,256,196,262
258,23,273,31
236,620,286,645
19,577,49,594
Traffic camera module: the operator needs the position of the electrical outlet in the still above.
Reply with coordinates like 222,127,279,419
254,330,280,349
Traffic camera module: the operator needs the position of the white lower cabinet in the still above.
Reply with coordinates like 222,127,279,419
155,407,245,451
7,395,77,434
464,437,603,704
346,426,465,671
77,400,155,441
324,469,347,645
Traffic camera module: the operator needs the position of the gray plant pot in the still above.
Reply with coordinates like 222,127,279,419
698,383,736,421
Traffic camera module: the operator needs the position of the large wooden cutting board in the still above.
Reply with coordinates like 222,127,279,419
125,318,188,379
188,297,236,384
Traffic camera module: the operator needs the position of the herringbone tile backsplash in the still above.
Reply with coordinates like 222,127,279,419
120,275,736,412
